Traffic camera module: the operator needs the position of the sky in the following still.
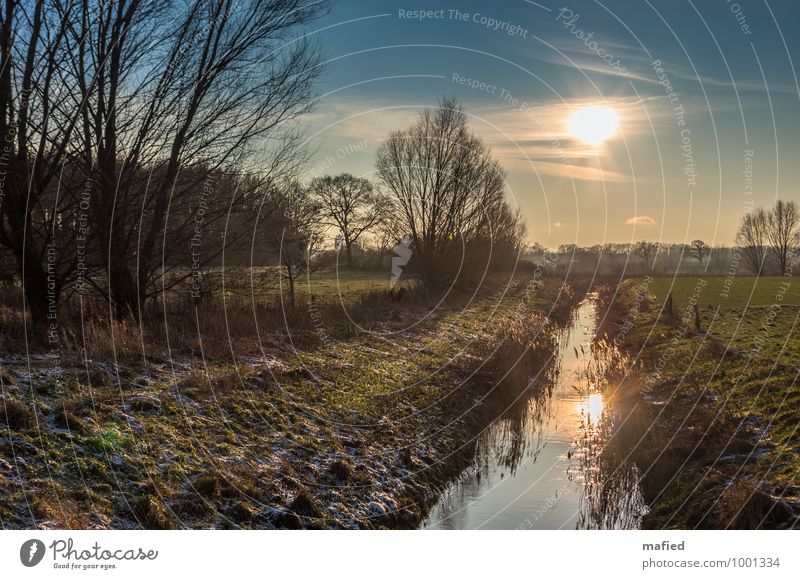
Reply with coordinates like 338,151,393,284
298,0,800,248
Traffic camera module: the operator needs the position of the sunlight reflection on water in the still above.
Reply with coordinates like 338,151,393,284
424,295,649,530
580,393,605,424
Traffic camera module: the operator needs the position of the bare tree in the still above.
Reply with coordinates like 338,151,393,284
309,174,385,267
264,182,323,308
689,239,707,265
375,98,509,286
634,241,658,269
736,207,769,276
366,215,402,270
69,0,328,319
0,0,86,339
470,201,525,273
766,200,800,276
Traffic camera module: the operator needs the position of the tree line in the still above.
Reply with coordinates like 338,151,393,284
0,0,524,341
531,201,800,277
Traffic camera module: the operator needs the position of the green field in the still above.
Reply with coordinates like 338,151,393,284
190,266,416,306
299,267,415,301
616,275,800,519
645,276,800,366
649,276,800,307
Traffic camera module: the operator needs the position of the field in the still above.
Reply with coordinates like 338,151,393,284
297,267,417,303
647,276,800,366
608,276,800,527
0,266,421,358
179,266,416,304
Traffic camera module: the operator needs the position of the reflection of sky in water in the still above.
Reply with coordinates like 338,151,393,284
424,298,647,530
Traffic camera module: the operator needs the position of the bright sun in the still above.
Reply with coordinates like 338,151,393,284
568,105,619,145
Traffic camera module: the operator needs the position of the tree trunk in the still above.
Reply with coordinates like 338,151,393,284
664,292,674,321
286,264,296,309
13,246,53,344
693,304,703,334
108,260,141,321
345,242,354,267
4,184,54,344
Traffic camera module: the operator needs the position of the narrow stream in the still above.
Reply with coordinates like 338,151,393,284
424,296,649,529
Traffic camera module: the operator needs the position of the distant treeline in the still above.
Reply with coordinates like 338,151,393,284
526,243,742,277
528,198,800,277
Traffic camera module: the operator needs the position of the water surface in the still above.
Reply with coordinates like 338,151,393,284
424,296,648,529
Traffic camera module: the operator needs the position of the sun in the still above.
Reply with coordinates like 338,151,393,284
568,105,619,145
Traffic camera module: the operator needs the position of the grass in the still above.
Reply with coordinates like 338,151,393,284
0,266,417,357
647,276,800,366
0,271,578,529
191,265,417,305
300,267,417,304
649,276,800,307
604,276,800,528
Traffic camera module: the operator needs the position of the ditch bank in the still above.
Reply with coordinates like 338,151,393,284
0,278,581,529
596,281,799,529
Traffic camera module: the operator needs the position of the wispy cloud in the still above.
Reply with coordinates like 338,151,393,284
626,215,656,225
522,36,656,85
501,156,634,182
526,30,800,95
302,95,646,183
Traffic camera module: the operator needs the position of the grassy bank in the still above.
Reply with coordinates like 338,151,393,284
648,276,800,366
0,274,578,529
0,266,418,357
600,276,800,529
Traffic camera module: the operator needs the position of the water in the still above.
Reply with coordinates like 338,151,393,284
424,296,649,529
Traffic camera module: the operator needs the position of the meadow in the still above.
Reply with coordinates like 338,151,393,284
0,270,576,529
646,276,800,366
0,266,419,359
608,276,800,527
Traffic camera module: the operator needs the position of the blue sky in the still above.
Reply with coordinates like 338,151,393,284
299,0,800,247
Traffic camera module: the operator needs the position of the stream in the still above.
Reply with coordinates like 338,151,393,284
424,295,649,529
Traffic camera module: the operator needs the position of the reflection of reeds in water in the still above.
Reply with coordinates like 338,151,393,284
571,308,650,530
466,311,564,476
468,300,601,480
573,396,650,529
477,379,557,477
430,317,565,525
430,296,651,529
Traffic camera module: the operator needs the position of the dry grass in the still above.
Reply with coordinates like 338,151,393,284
0,270,433,361
0,396,34,429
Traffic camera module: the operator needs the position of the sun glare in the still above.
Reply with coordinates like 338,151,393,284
568,105,619,145
580,393,605,424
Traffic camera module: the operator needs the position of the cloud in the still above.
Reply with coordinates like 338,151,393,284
302,95,645,184
500,157,634,182
626,215,656,225
525,32,800,95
